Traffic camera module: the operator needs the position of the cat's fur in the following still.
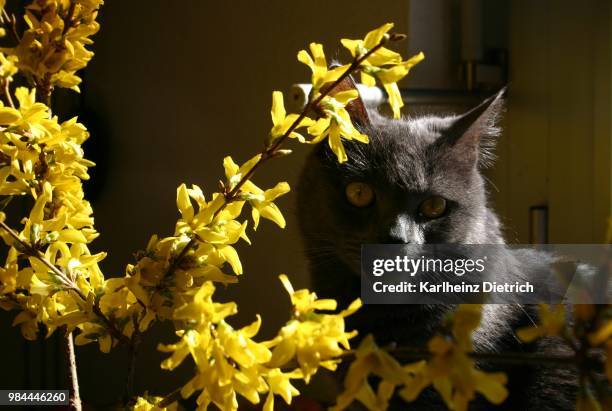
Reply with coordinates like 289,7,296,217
296,90,577,410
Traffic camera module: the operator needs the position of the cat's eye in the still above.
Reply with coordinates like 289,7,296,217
419,196,447,219
345,182,375,207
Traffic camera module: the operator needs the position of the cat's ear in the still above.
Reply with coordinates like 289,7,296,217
314,73,371,162
439,88,506,168
324,72,371,127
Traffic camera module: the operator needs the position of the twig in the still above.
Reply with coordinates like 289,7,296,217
62,331,82,411
36,73,53,107
1,9,21,43
162,237,196,282
61,2,78,35
2,78,15,108
125,315,142,401
158,387,182,408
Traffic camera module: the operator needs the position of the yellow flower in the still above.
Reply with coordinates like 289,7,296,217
269,91,314,144
223,154,261,193
341,23,424,119
223,156,291,230
171,282,237,330
367,52,424,119
370,305,507,411
0,247,17,295
268,275,361,382
216,317,272,368
0,52,18,81
420,335,508,411
175,184,234,234
307,90,369,163
74,321,113,353
416,305,508,411
278,273,338,316
398,360,429,402
588,316,612,347
297,43,348,91
12,309,38,340
517,304,566,342
174,182,251,276
341,23,401,67
98,277,142,337
332,334,405,411
451,304,483,349
8,0,103,91
250,182,290,230
133,396,177,411
263,369,301,411
158,279,318,411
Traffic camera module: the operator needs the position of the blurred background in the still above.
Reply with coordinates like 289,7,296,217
0,0,610,408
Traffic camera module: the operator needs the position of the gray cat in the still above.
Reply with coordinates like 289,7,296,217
296,89,577,410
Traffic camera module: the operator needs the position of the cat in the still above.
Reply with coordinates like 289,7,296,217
295,87,578,410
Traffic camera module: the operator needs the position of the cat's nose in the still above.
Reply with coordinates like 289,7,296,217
379,215,424,244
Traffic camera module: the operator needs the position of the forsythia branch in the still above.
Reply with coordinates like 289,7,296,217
0,219,129,344
224,35,394,202
155,31,406,294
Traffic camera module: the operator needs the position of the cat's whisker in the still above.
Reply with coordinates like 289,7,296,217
482,174,500,193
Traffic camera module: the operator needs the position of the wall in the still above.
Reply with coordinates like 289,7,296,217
497,0,611,243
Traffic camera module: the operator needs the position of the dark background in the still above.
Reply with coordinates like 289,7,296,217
0,0,610,408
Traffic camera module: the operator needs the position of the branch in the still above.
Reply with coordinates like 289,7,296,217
222,36,391,204
63,331,82,411
158,387,181,408
35,73,53,107
1,8,21,43
125,315,142,401
163,236,196,283
61,2,78,35
158,34,402,281
0,220,129,345
1,78,15,108
154,36,404,408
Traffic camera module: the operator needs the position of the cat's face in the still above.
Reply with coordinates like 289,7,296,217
297,92,504,277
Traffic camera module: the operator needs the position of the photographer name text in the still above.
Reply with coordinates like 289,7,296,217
372,280,534,294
